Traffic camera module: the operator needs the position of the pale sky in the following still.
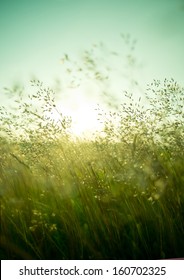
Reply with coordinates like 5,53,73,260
1,0,184,136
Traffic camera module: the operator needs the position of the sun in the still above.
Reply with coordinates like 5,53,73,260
43,84,105,138
45,100,103,139
69,105,102,138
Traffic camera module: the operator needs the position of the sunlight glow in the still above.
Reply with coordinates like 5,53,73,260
46,100,103,139
69,106,103,138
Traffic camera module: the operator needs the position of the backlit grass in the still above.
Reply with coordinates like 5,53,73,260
0,47,184,259
0,117,183,259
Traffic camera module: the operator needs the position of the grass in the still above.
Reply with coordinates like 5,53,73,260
0,49,184,259
0,132,184,259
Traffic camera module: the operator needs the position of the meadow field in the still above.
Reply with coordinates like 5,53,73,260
0,76,184,259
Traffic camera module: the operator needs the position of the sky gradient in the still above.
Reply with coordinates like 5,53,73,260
1,0,184,136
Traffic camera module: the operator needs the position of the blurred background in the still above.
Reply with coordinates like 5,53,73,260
1,0,184,136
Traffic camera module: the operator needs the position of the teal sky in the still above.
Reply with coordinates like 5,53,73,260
0,0,184,136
